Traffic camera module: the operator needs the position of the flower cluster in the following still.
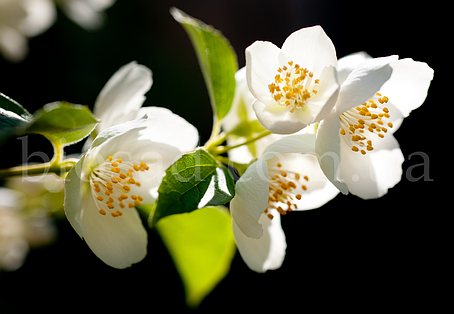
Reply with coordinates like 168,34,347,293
0,0,115,62
0,7,433,307
225,26,433,272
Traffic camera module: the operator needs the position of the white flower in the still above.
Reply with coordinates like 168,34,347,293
316,52,434,199
64,110,199,268
246,25,340,134
0,187,57,271
58,0,116,30
0,0,56,62
93,61,153,134
230,135,338,272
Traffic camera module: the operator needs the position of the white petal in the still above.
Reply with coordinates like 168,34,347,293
60,0,115,30
64,156,85,238
368,136,404,197
85,116,148,167
0,26,28,62
337,55,397,114
262,134,317,159
281,25,337,76
315,112,349,194
338,51,372,84
308,65,340,123
339,134,403,199
380,58,434,118
253,100,310,134
134,107,199,153
246,41,282,107
86,109,198,169
232,210,286,273
94,61,152,132
80,194,147,268
19,0,57,37
230,159,269,239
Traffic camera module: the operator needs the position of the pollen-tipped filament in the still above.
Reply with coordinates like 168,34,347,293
268,60,320,113
339,93,392,155
90,156,149,217
265,162,310,220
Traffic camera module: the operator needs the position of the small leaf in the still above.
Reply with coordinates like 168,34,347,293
0,92,32,120
171,7,238,121
25,101,99,146
156,206,236,307
0,93,32,145
148,148,235,227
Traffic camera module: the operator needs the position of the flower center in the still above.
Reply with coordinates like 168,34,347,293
268,60,320,113
90,156,149,217
339,93,393,155
264,162,310,220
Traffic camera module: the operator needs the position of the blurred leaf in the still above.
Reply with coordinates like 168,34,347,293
171,7,238,122
148,148,235,227
156,206,236,307
0,93,32,120
0,93,32,145
25,101,99,146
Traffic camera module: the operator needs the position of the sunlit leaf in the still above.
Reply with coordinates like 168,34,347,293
156,206,236,307
25,101,99,146
0,93,32,145
171,7,238,121
148,148,235,227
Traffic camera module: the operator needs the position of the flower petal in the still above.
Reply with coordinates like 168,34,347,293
246,41,282,107
253,100,311,134
339,134,403,199
281,25,337,76
86,108,198,169
64,156,85,238
336,55,397,114
338,51,372,84
94,61,152,131
380,58,434,118
84,116,148,168
80,194,147,268
232,209,286,273
307,65,340,123
262,134,317,159
315,112,349,194
230,158,269,239
135,107,199,153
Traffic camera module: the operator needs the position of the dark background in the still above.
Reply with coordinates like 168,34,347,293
0,0,446,312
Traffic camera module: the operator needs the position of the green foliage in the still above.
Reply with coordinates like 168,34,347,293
0,93,32,145
156,206,236,307
148,148,235,227
25,101,99,147
171,7,238,122
0,93,32,120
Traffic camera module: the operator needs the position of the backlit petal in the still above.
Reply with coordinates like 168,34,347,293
232,209,286,273
80,194,147,268
281,25,337,76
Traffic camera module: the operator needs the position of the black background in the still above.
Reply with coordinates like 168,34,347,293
0,0,446,312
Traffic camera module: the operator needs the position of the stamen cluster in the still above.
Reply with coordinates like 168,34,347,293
264,162,309,220
268,61,320,113
339,93,393,155
90,156,149,217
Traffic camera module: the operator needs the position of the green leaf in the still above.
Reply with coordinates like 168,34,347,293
156,206,236,307
148,148,235,227
25,101,99,146
0,93,32,120
171,7,238,121
0,93,32,145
